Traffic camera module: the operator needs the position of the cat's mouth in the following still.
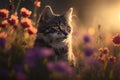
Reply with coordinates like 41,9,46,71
56,36,67,41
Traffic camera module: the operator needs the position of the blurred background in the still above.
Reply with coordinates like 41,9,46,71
0,1,120,79
1,0,120,32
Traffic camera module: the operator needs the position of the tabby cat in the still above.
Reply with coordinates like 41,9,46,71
34,5,76,66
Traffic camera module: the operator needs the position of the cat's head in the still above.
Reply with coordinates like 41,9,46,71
37,5,73,42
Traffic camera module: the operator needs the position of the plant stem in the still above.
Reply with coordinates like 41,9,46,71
15,0,21,12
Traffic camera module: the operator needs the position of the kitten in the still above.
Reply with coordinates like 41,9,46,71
34,5,76,66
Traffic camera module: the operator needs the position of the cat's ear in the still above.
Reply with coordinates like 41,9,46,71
40,5,54,22
64,8,73,22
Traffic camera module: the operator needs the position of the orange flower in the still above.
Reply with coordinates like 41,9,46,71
20,8,32,17
0,32,7,38
28,27,37,35
8,14,19,26
21,18,32,28
98,47,110,54
0,9,9,18
112,33,120,46
34,1,41,8
98,48,103,52
0,20,8,28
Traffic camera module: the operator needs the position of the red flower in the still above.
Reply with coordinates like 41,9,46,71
112,33,120,46
21,18,32,28
8,4,14,11
98,54,106,63
0,20,8,28
28,27,37,35
8,14,18,26
0,9,9,18
108,55,116,63
34,1,41,8
20,8,32,17
13,25,18,29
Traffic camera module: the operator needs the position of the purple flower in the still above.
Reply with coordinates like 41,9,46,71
14,64,24,72
86,57,99,66
83,34,91,44
47,61,74,75
83,47,94,56
24,48,38,68
16,72,27,80
24,47,54,68
0,38,6,48
35,47,54,58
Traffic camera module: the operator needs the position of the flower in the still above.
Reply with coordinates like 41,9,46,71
98,47,110,55
8,4,14,11
83,47,94,56
85,57,100,67
16,72,28,80
28,27,37,35
0,32,7,38
0,9,9,18
24,48,37,68
98,54,106,63
13,25,18,29
112,33,120,46
47,61,74,75
108,55,116,63
0,20,8,28
24,47,54,68
98,48,103,52
83,34,91,44
34,1,41,8
20,8,32,17
36,47,54,58
21,18,32,28
0,38,6,48
8,14,19,26
14,64,24,72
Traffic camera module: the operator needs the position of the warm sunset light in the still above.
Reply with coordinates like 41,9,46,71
0,0,120,80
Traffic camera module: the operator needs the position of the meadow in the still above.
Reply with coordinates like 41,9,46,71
0,0,120,80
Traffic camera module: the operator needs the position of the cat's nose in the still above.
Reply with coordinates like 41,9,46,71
63,33,68,39
64,32,68,36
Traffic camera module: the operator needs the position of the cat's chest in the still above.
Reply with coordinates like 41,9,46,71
50,42,67,48
50,42,68,56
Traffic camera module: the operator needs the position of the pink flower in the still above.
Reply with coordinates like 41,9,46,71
112,33,120,46
0,9,9,18
28,27,37,35
108,55,116,63
98,54,106,63
20,8,32,17
21,18,32,28
98,47,110,55
0,20,8,28
8,14,19,26
34,1,41,8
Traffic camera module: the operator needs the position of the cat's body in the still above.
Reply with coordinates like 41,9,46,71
34,6,76,66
